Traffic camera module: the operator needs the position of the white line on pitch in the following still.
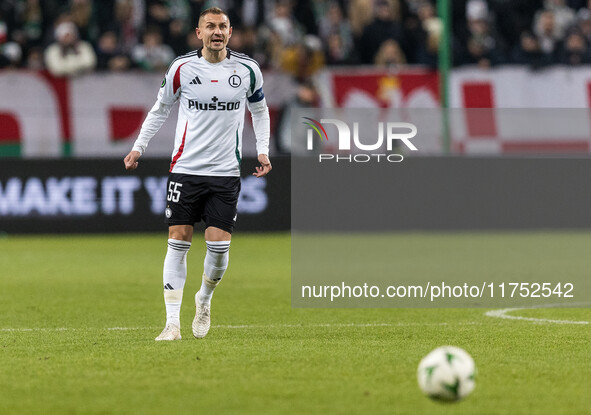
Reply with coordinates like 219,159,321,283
0,321,483,333
485,303,590,325
215,322,483,329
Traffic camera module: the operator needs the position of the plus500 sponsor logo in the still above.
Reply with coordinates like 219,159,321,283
304,118,418,163
188,99,241,111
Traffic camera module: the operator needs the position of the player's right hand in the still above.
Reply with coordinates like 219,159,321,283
253,154,272,177
124,150,141,170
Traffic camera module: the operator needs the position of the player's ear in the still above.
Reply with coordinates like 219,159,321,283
228,26,232,38
195,27,202,40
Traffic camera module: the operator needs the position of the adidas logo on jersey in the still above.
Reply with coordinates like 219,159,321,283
189,76,202,85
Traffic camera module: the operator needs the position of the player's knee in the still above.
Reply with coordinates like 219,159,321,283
168,225,193,242
204,226,232,241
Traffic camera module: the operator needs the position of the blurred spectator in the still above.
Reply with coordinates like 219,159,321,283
558,29,591,63
294,0,319,35
167,0,191,21
280,34,325,81
466,0,488,25
576,8,591,43
0,42,23,68
25,46,45,69
13,0,45,49
401,2,424,63
41,1,74,31
94,0,116,34
167,18,189,55
405,0,425,14
318,1,353,58
236,0,269,29
186,28,201,51
511,30,554,68
96,30,132,71
457,0,506,67
228,26,246,52
486,0,543,48
257,24,285,68
69,0,97,42
539,0,576,38
146,0,171,35
534,9,561,60
413,1,443,67
267,0,301,46
131,26,174,71
359,0,405,64
0,20,23,68
1,0,591,76
325,31,356,65
348,0,374,40
568,0,587,8
115,0,145,53
418,2,442,49
374,38,407,67
241,26,260,57
276,80,320,154
44,21,96,76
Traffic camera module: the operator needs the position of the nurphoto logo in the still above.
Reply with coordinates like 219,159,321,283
303,117,418,163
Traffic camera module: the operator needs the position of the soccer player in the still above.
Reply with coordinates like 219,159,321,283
123,7,271,341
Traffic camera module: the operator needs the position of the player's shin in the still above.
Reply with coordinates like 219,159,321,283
197,241,230,305
162,239,191,325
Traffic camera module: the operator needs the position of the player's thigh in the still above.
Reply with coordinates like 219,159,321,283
203,177,241,234
165,173,207,227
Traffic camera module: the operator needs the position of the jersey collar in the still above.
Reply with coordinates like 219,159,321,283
196,47,232,60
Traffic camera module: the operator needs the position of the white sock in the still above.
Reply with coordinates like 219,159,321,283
164,290,183,326
197,240,230,305
163,239,191,325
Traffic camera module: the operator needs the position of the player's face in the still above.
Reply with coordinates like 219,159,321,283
196,13,232,52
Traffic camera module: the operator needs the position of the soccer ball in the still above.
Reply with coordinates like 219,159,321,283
417,346,476,402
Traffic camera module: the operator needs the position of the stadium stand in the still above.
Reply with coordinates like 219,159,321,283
2,0,591,74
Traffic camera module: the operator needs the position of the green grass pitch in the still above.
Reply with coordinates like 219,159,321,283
0,232,589,414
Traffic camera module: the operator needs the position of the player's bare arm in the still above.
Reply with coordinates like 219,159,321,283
253,154,272,177
124,150,141,170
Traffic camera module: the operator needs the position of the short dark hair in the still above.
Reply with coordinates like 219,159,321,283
198,7,229,25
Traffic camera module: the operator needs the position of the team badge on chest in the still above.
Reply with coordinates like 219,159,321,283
229,74,241,88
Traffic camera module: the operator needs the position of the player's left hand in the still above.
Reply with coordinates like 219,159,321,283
253,154,272,177
124,150,141,170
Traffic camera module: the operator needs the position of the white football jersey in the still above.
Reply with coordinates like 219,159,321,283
153,48,265,177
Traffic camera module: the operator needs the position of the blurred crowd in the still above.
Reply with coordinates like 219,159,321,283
1,0,591,78
454,0,591,68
